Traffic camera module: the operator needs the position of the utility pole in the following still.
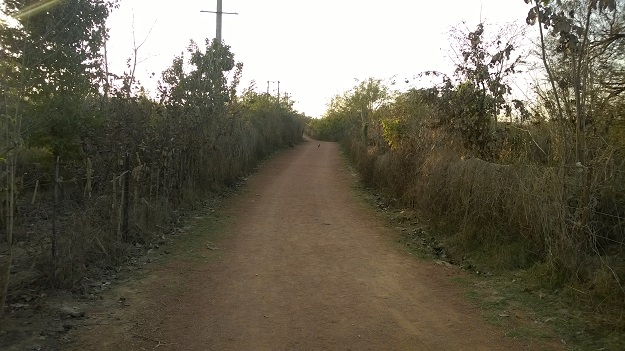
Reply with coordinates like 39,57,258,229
267,80,280,103
200,0,238,43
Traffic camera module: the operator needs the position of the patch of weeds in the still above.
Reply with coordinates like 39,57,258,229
352,181,625,350
428,220,541,273
461,267,625,351
160,198,236,265
522,263,625,351
461,273,561,342
353,185,436,260
430,221,625,349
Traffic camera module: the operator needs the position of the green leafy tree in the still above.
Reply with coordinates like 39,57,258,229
2,0,114,155
310,78,390,143
0,0,114,319
378,88,440,150
158,39,242,148
419,23,526,157
450,22,526,156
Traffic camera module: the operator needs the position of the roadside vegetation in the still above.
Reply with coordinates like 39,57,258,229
0,0,305,320
309,0,625,347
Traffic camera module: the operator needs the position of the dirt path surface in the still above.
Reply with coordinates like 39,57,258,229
67,140,551,351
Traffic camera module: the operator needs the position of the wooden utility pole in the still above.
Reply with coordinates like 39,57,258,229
216,0,222,41
267,80,280,104
200,0,238,43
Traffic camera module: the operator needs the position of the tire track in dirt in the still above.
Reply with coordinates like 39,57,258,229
67,140,557,351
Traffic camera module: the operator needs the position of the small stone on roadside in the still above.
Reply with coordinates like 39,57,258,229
60,306,85,319
10,303,29,309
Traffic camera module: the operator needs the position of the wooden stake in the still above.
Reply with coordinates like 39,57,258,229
52,156,60,261
84,158,93,198
122,154,130,241
31,179,39,204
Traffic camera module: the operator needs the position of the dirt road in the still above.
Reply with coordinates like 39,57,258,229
68,140,545,350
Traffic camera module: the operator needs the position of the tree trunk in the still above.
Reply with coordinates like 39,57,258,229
0,250,11,319
0,153,16,319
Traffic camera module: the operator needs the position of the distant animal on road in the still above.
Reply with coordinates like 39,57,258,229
318,144,320,147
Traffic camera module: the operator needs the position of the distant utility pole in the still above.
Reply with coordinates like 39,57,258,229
200,0,238,42
267,80,280,104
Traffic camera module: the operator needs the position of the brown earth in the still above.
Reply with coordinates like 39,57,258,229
64,140,561,351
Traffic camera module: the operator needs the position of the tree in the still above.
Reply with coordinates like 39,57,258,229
0,17,22,320
309,78,391,143
524,0,623,163
422,22,526,157
524,0,625,295
0,0,115,319
350,78,391,142
158,39,242,150
2,0,113,155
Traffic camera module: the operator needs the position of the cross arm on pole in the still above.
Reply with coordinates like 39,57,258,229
200,1,238,42
200,10,239,15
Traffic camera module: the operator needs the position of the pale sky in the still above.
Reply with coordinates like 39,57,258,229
14,1,537,117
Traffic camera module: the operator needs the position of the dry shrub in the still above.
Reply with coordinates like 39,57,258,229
343,137,376,185
415,155,572,264
345,120,625,309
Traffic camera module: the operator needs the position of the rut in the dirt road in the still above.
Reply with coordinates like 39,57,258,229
68,140,553,351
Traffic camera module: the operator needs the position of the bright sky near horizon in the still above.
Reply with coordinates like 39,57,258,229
12,0,537,117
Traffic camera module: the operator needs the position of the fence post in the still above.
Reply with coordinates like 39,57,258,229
122,153,130,241
52,156,60,262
